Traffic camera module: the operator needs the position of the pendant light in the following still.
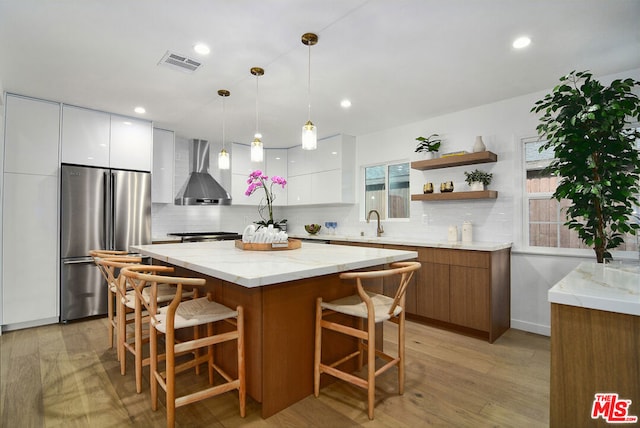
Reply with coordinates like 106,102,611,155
250,67,264,162
301,32,318,150
217,89,230,170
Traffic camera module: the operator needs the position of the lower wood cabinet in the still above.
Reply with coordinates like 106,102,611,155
330,240,511,343
415,247,510,343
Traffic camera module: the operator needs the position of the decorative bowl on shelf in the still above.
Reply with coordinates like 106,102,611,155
304,224,322,235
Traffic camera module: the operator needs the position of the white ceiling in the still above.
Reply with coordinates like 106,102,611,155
1,0,639,149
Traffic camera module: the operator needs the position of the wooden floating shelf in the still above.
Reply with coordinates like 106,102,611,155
411,151,497,170
411,190,498,201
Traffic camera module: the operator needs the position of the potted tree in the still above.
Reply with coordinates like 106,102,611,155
415,134,442,159
464,169,492,191
531,70,640,263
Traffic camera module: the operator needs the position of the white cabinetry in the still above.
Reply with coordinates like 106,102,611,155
110,115,152,171
287,134,355,205
152,128,175,203
5,95,60,176
2,94,60,326
61,105,152,171
231,143,264,205
265,149,288,206
61,105,110,167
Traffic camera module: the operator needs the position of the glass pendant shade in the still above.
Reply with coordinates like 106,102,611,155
251,137,263,162
218,148,230,170
302,120,317,150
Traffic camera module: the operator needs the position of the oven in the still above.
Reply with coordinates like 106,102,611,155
167,232,242,243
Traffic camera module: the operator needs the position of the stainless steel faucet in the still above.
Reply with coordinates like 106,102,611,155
366,209,384,237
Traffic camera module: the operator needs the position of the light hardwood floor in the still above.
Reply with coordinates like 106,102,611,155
1,318,549,427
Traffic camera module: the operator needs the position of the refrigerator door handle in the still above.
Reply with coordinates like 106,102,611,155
105,171,115,251
110,172,116,250
62,258,94,265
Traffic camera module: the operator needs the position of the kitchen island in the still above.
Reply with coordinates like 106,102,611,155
131,240,417,418
548,262,640,427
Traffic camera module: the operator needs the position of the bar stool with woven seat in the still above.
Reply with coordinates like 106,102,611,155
121,265,246,428
313,261,421,420
104,259,196,394
90,249,130,350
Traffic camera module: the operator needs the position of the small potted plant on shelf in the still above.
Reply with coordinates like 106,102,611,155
415,134,442,159
464,169,492,191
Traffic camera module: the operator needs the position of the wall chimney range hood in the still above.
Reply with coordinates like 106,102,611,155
175,139,232,205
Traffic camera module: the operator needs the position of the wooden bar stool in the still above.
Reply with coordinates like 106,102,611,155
121,265,246,428
314,261,421,419
90,249,129,350
111,262,196,393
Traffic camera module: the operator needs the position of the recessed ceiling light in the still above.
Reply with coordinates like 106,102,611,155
513,36,531,49
193,43,210,55
340,99,352,108
134,106,146,114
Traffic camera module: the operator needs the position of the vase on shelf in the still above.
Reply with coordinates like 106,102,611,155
470,181,485,191
473,136,486,152
423,151,436,160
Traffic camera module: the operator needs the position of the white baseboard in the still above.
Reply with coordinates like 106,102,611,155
511,319,550,337
1,316,59,332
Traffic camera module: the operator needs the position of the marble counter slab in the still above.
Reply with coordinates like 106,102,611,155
131,241,418,288
289,233,511,252
548,262,640,316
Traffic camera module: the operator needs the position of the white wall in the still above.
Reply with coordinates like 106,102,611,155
0,90,5,334
154,68,640,335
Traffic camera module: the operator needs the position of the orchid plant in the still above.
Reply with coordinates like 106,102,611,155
245,170,288,228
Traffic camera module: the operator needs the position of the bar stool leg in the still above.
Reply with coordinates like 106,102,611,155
313,298,322,397
367,316,376,420
237,307,246,417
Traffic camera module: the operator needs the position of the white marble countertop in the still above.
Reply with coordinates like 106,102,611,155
132,240,418,288
548,262,640,316
289,233,512,252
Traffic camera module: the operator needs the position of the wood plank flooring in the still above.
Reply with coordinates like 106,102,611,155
1,318,549,427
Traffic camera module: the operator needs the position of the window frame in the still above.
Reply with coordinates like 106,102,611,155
361,160,411,222
521,135,639,258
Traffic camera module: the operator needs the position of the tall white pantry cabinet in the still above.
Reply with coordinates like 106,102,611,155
1,94,153,330
2,94,60,327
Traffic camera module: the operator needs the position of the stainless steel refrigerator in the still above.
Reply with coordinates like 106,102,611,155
60,164,151,322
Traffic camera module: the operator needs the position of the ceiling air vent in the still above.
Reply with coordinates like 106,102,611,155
158,51,202,73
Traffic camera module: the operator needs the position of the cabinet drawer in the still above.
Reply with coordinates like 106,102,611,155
417,247,450,264
449,250,490,268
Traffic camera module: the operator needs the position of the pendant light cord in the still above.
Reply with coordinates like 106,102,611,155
222,96,226,150
255,74,260,135
307,43,312,121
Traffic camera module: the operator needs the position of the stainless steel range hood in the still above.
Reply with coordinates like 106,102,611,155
175,139,232,205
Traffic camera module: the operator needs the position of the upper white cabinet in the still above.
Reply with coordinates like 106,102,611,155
61,105,152,171
152,128,175,203
61,105,110,167
287,134,356,205
265,149,288,206
110,115,152,171
231,143,265,205
4,95,60,176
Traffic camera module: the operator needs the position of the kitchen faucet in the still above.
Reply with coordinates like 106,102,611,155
366,209,384,237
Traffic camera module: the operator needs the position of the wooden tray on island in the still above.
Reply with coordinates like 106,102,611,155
234,238,301,251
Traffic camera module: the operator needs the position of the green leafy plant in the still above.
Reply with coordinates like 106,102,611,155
464,169,493,186
531,70,640,263
414,134,442,153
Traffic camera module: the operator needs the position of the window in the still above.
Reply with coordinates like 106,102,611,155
364,162,410,220
523,136,639,253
